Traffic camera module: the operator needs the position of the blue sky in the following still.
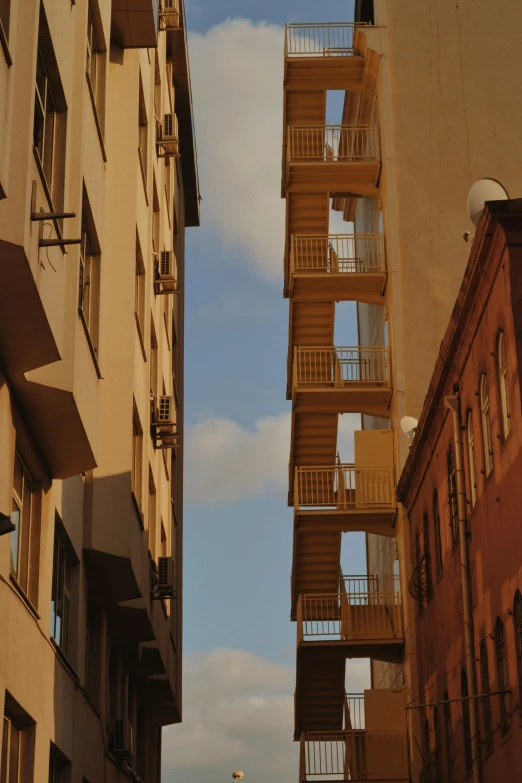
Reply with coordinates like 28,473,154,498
163,1,366,780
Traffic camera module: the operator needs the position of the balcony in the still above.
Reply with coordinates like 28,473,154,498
111,0,159,48
294,464,397,536
297,586,404,661
159,0,180,29
289,234,386,302
292,346,392,418
284,125,380,196
299,729,408,782
284,24,368,91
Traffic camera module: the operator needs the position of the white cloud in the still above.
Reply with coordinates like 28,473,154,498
162,649,297,782
162,649,372,783
185,412,290,505
189,20,285,281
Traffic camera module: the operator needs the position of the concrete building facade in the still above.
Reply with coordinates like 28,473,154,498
398,200,522,783
0,0,199,777
281,2,522,782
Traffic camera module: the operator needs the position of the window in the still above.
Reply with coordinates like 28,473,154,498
479,373,493,477
135,235,146,345
78,191,101,355
85,603,101,703
132,403,143,512
148,468,157,559
0,0,10,45
150,324,158,401
447,447,459,550
494,617,510,733
86,4,106,125
496,331,511,441
432,490,443,575
442,691,453,783
165,158,172,218
138,75,148,188
422,513,432,600
414,531,423,615
11,450,40,603
433,708,442,780
33,15,67,211
49,745,69,783
466,411,477,508
50,527,74,658
479,640,493,753
461,669,473,776
1,696,35,783
514,590,522,712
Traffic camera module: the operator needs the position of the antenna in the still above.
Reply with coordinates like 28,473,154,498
467,179,508,226
400,416,418,441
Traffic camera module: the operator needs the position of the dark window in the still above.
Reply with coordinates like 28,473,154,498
494,617,510,733
0,0,10,43
514,590,522,712
479,640,493,753
479,373,493,476
422,512,432,600
50,529,74,658
447,447,459,550
461,669,473,775
78,189,101,354
433,707,442,779
1,695,36,783
355,0,374,24
48,744,69,783
415,532,423,615
442,691,453,783
432,490,443,574
10,450,41,605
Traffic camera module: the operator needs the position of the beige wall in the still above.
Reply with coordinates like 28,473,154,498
0,0,196,776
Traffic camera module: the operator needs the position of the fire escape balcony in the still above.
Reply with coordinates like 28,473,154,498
284,23,367,90
294,464,397,536
292,346,392,418
297,585,404,662
289,233,386,303
299,727,408,782
284,125,380,196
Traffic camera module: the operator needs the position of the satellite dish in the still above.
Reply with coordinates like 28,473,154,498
400,416,418,440
232,773,245,781
467,179,508,226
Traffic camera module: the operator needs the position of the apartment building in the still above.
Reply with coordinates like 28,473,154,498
0,0,199,777
281,2,522,782
397,199,522,783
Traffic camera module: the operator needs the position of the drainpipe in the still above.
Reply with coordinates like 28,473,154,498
444,393,482,783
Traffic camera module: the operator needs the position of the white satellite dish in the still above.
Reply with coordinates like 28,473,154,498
400,416,418,441
232,773,245,781
467,179,508,226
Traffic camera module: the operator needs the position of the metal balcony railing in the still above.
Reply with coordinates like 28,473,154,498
284,23,361,57
345,694,365,730
291,234,384,274
287,125,378,162
295,465,394,510
300,730,408,780
294,346,389,387
297,591,403,643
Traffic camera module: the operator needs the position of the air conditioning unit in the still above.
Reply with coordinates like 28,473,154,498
113,718,133,759
155,250,178,295
160,113,179,156
157,556,176,596
160,0,180,29
154,395,174,426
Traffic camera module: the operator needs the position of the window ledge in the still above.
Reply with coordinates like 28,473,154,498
86,72,107,163
79,308,103,379
135,312,147,362
9,574,40,620
50,637,80,684
0,19,12,67
131,491,144,530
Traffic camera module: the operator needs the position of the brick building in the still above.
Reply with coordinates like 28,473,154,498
397,199,522,783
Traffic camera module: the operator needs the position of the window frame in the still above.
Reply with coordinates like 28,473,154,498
446,447,459,551
479,373,494,477
1,714,21,782
432,489,443,575
33,48,56,190
479,639,493,754
494,617,510,734
50,530,75,660
496,331,511,442
422,512,433,600
466,410,477,508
